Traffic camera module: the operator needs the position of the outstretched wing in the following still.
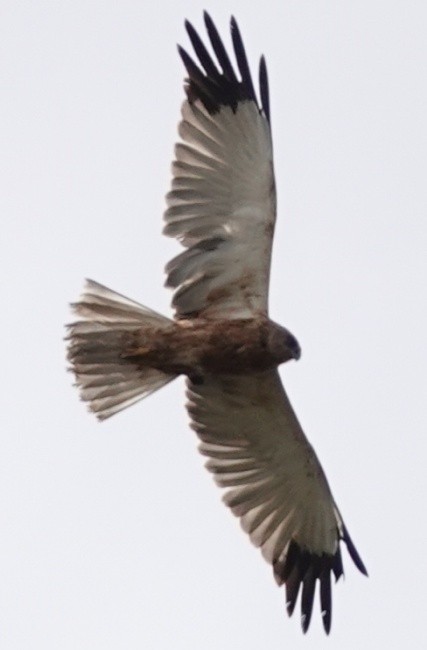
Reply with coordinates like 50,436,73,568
164,13,275,320
186,370,367,634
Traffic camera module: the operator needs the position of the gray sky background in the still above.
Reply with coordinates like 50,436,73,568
2,1,427,648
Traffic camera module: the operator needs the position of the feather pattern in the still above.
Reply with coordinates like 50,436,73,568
66,280,175,420
164,12,275,319
187,370,367,633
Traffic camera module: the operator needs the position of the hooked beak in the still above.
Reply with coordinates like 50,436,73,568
286,333,301,361
292,342,301,361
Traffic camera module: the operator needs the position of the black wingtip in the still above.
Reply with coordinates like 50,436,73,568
185,19,220,79
203,9,212,27
283,529,366,632
230,15,257,105
343,524,368,576
259,55,271,124
177,43,186,60
177,44,219,113
275,536,366,634
301,565,317,633
229,16,239,42
179,13,270,124
277,541,329,634
320,568,332,634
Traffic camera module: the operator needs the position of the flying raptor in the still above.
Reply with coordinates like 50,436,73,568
67,13,367,634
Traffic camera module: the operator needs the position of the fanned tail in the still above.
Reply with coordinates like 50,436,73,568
66,279,176,420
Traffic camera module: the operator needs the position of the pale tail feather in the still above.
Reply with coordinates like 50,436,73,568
66,279,176,420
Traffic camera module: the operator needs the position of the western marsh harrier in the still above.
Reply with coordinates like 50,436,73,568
67,13,367,634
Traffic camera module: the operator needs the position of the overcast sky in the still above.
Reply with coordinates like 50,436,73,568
2,1,427,648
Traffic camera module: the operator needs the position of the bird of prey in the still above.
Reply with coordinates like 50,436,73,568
67,13,367,634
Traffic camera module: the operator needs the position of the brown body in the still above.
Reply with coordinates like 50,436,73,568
123,318,301,377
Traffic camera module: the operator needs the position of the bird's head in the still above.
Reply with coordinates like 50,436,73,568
269,321,301,364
